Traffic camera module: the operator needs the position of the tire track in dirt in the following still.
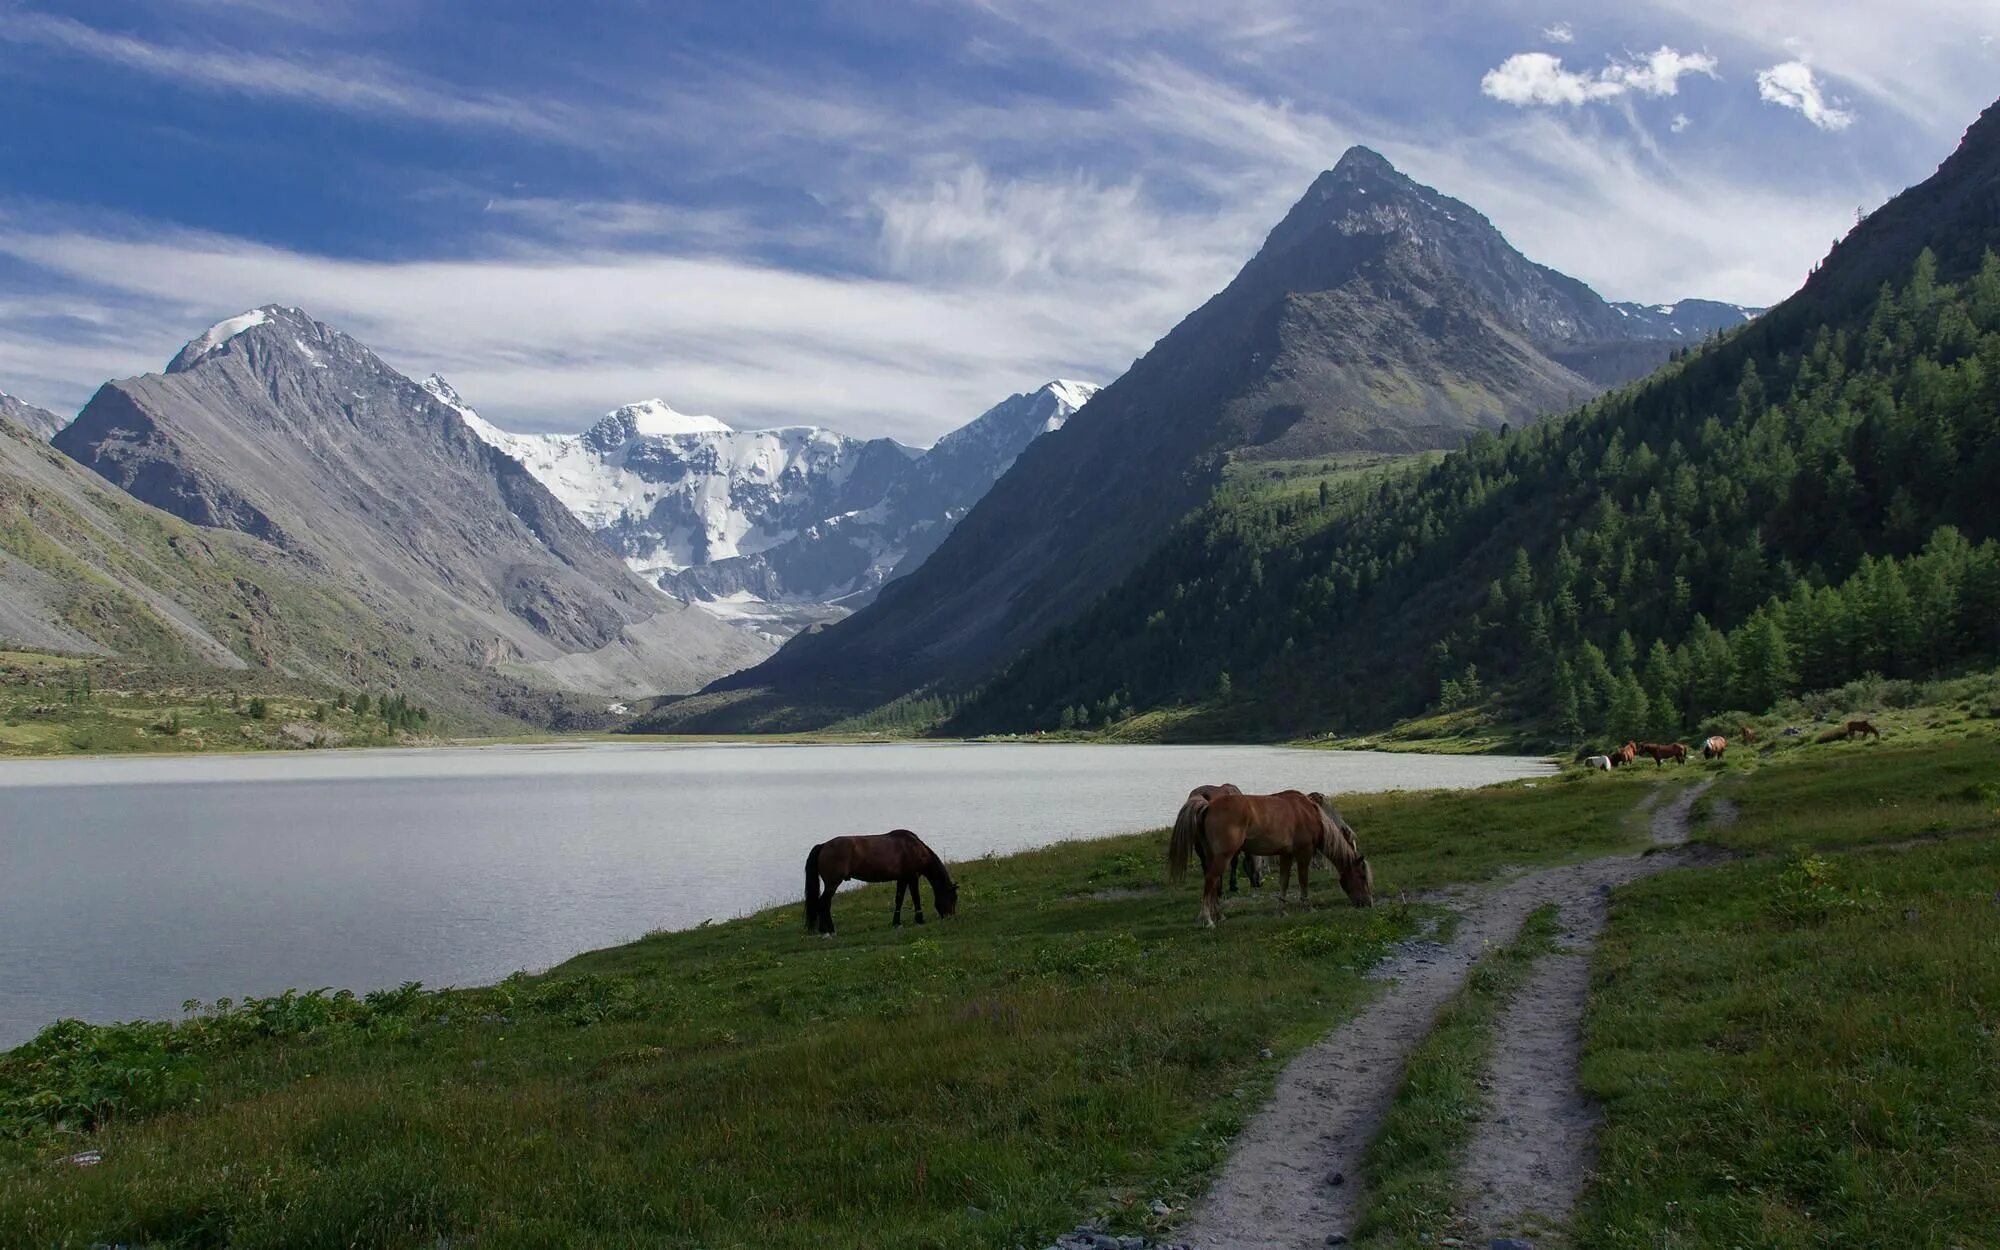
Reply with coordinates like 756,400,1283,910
1177,781,1713,1250
1455,777,1713,1242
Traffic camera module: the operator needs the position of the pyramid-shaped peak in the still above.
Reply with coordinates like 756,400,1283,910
165,305,334,373
1333,145,1401,176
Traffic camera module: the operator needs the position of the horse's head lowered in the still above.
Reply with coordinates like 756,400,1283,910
934,877,960,917
1307,792,1373,908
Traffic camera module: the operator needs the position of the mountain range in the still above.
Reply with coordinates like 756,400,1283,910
48,306,770,706
428,377,1096,643
708,145,1760,719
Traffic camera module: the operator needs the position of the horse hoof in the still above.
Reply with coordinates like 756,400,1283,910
914,915,926,925
820,932,834,940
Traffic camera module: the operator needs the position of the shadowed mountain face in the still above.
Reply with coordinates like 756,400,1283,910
718,147,1757,709
0,392,64,441
54,307,769,698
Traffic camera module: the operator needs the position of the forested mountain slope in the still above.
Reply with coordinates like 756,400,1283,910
954,99,2000,740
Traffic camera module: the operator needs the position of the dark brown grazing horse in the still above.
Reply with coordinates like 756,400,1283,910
1169,789,1372,927
1177,784,1264,892
1636,741,1688,766
1702,735,1727,760
804,829,958,937
1845,719,1882,740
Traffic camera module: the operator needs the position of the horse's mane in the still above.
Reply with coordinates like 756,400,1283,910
907,835,955,891
1312,800,1362,868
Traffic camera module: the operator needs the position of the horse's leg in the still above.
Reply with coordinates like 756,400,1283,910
1246,854,1263,889
1201,853,1227,927
1298,853,1311,907
911,876,926,925
1277,856,1292,911
820,875,838,937
893,879,906,928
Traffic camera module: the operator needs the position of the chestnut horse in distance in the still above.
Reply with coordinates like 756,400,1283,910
804,829,958,936
1169,789,1372,927
1176,783,1264,892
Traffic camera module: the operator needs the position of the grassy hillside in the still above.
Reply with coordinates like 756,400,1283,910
0,650,446,756
0,415,623,737
1578,740,2000,1248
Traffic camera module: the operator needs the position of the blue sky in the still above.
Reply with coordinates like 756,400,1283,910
1,1,1995,441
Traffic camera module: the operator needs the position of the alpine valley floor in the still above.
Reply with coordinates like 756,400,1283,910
2,732,1995,1249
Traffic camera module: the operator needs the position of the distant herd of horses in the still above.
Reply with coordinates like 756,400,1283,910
802,786,1374,935
1580,720,1880,772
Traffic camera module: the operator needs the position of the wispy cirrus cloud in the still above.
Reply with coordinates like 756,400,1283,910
0,12,590,141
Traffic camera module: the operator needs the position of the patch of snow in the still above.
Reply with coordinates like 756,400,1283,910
173,309,269,367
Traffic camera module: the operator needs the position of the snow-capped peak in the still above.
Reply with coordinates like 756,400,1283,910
608,399,733,438
421,373,469,411
168,309,270,371
1042,378,1099,414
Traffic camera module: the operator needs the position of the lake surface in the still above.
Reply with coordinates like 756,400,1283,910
0,742,1552,1048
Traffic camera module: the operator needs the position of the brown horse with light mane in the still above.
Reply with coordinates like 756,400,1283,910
1177,784,1264,892
1617,741,1638,766
1845,719,1882,740
1169,789,1372,927
804,829,958,937
1740,725,1757,744
1702,735,1727,760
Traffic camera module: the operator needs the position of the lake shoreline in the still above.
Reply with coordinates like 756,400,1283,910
1,742,1553,1047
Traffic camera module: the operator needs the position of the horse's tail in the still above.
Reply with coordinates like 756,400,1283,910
803,843,822,930
1169,798,1207,883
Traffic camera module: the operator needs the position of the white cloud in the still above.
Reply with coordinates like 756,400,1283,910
1671,112,1692,133
1543,22,1575,44
1481,47,1716,108
1755,60,1856,131
1609,47,1720,95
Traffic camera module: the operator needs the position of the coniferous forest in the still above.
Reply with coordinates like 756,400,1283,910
954,249,2000,742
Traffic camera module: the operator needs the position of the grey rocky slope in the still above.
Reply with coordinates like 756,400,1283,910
434,375,1096,643
717,146,1758,710
0,404,530,725
0,391,65,441
54,306,770,698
